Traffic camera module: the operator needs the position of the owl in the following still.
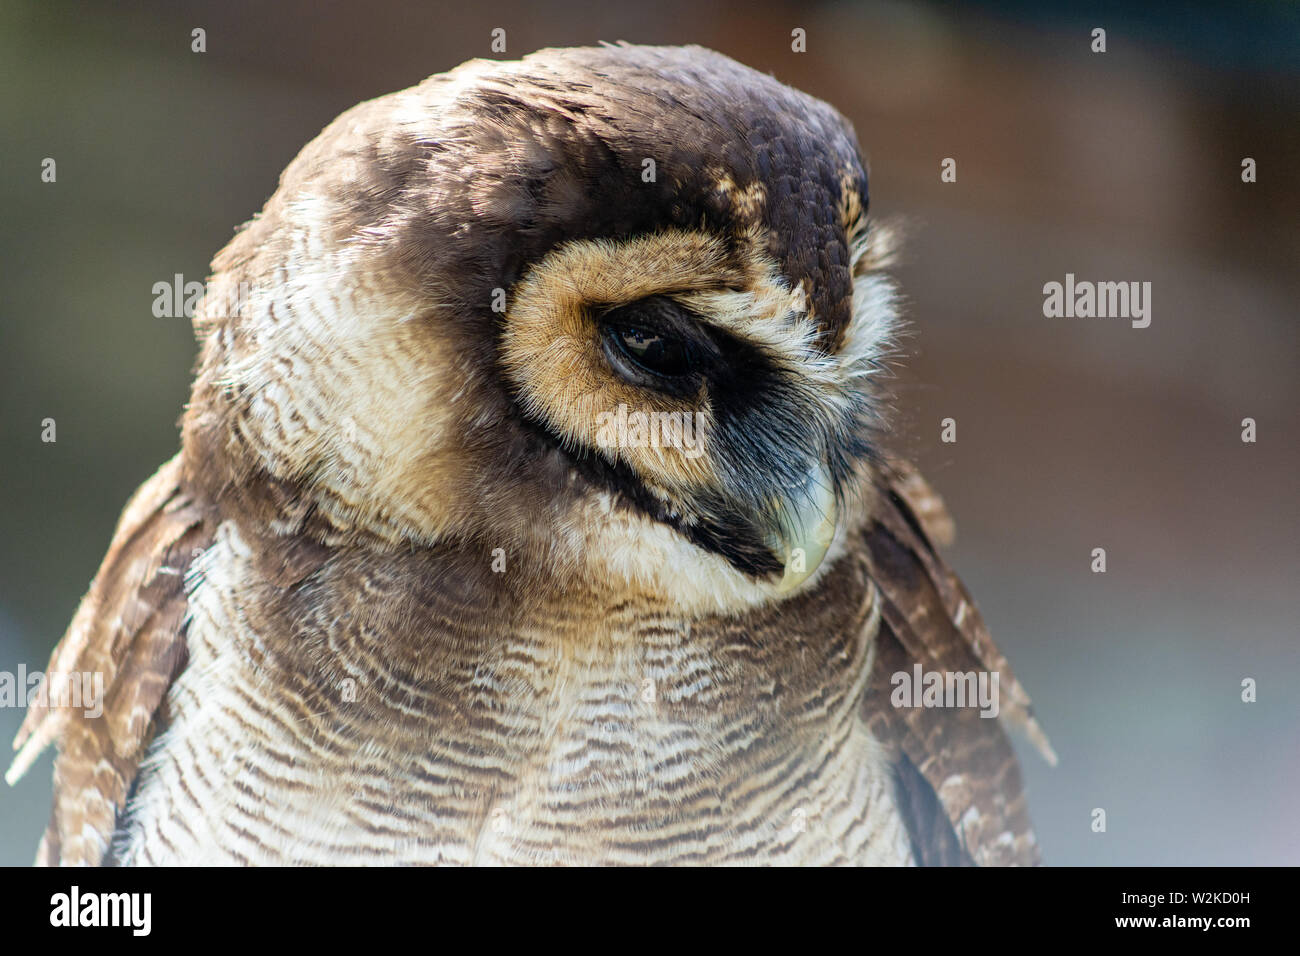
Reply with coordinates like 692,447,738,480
7,44,1053,866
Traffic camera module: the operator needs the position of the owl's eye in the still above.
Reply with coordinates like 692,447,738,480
599,296,716,392
607,324,693,377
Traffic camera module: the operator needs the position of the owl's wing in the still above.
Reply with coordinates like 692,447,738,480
861,460,1056,866
5,454,210,866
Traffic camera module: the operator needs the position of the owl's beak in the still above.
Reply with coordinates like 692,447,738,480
770,463,838,594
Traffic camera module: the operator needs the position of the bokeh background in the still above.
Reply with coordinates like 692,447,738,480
1,0,1296,865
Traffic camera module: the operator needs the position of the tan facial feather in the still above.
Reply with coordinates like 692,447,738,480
499,224,898,509
499,228,745,496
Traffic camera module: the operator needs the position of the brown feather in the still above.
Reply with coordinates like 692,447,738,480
8,455,210,865
863,461,1052,866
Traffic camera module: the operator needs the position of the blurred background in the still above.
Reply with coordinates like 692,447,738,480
1,0,1296,865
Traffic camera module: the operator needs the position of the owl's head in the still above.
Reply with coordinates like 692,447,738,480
184,45,899,614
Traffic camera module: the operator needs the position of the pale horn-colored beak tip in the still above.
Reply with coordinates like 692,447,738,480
772,465,838,595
